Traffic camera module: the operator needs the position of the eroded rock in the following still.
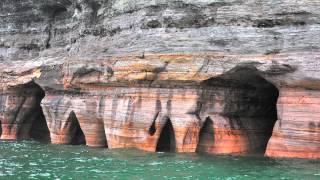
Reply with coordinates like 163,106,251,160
0,0,320,159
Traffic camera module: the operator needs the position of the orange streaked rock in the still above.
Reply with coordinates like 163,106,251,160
266,88,320,159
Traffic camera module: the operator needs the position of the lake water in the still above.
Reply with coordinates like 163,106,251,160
0,141,319,180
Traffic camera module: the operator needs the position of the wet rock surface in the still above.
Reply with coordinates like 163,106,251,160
0,0,320,159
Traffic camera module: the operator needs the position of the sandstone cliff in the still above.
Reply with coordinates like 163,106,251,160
0,0,320,159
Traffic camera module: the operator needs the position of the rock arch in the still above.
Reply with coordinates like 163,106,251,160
72,97,109,148
201,66,279,155
196,117,214,153
156,118,176,152
0,81,50,141
29,108,50,142
68,111,86,145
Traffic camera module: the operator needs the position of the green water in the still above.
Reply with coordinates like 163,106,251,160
0,141,319,180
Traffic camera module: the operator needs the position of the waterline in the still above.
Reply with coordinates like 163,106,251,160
0,141,319,180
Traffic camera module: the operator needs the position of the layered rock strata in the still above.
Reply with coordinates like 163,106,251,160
266,88,320,159
0,0,320,159
41,66,278,154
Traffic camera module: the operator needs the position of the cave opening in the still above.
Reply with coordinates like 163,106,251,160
103,126,108,148
202,66,279,155
68,111,86,145
196,117,214,153
29,109,50,143
156,118,176,152
14,81,51,142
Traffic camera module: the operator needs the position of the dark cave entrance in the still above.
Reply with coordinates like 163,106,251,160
202,66,279,154
104,128,109,148
29,109,50,142
68,111,86,145
196,117,214,153
16,81,50,142
156,118,176,152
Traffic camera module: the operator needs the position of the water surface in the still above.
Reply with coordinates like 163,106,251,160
0,141,319,180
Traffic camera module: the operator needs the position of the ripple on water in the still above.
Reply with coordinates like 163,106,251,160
0,141,319,179
149,161,163,166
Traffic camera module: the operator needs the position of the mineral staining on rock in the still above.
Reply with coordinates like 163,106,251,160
0,0,320,159
0,82,48,141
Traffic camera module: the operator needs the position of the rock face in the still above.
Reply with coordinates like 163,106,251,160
0,82,49,141
0,0,320,159
266,88,320,159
